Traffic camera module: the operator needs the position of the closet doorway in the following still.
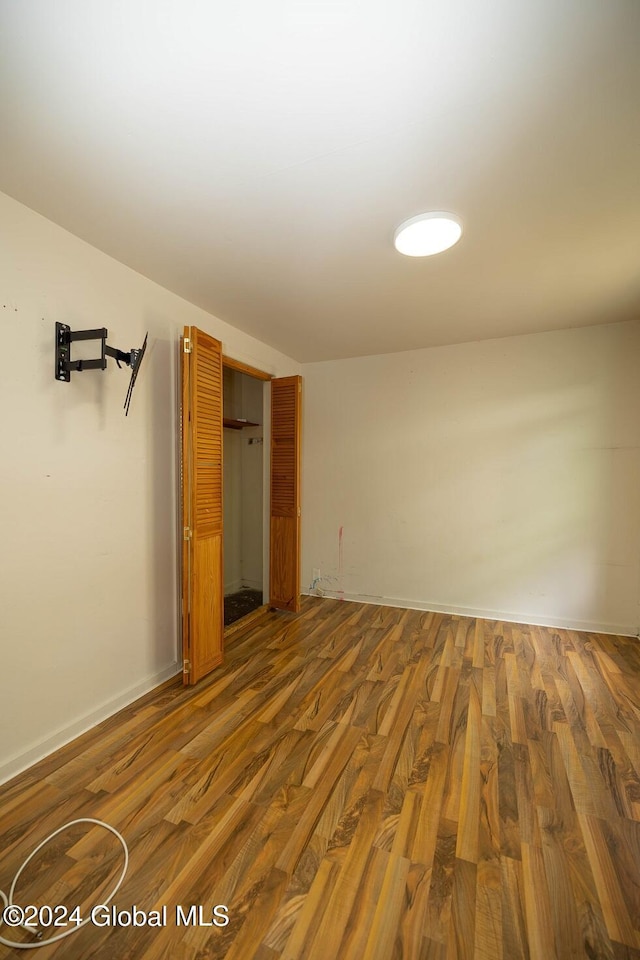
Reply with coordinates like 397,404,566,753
180,326,301,686
222,360,268,628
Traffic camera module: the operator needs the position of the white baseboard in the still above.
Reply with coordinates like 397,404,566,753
0,662,181,786
225,579,262,595
224,579,243,596
241,578,263,592
303,590,638,638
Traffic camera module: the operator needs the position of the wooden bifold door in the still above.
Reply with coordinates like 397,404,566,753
181,326,302,685
269,375,302,612
180,327,224,685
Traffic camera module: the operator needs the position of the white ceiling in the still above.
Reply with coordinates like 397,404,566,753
1,0,639,362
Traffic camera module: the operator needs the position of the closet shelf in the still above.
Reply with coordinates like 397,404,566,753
223,418,260,430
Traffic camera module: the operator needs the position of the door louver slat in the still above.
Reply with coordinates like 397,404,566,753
270,376,301,612
181,326,224,684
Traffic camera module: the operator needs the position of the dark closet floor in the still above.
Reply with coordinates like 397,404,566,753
224,588,263,626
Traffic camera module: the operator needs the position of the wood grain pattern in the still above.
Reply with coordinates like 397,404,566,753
222,356,273,381
181,326,224,685
269,376,302,613
1,599,640,959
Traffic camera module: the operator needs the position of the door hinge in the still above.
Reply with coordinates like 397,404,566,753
183,659,191,674
183,337,192,354
184,526,192,540
297,506,301,517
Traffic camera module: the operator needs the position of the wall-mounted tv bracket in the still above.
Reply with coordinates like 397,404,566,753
55,322,148,415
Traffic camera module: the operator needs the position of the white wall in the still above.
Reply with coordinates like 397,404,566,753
240,375,264,591
223,368,243,594
302,322,640,635
222,371,264,595
223,430,243,594
0,192,300,783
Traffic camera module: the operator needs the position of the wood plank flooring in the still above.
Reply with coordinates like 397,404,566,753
1,597,640,959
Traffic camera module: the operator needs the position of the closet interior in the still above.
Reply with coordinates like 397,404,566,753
222,365,265,626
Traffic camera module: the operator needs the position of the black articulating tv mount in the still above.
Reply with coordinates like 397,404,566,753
55,322,148,415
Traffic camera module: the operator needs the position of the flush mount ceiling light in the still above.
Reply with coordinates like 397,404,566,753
394,212,463,257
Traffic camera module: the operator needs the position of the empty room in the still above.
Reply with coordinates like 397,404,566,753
1,2,639,959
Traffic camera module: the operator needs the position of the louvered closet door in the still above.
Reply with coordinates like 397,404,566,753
270,375,302,612
181,326,224,685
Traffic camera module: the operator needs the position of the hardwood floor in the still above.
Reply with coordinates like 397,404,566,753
1,597,640,959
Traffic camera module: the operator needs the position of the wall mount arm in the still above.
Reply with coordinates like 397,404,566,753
55,322,148,415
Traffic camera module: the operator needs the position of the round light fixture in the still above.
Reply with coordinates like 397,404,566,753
394,212,462,257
